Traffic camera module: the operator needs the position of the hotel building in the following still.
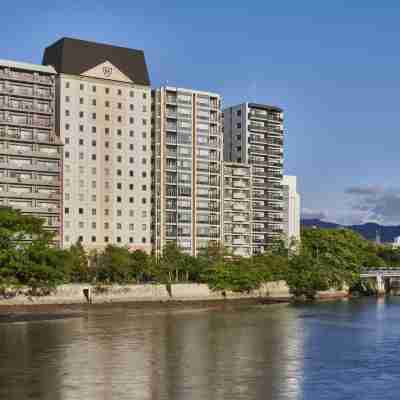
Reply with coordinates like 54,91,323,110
223,103,284,253
43,38,152,252
152,87,223,256
0,60,62,243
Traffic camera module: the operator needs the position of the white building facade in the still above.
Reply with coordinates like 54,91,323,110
152,86,223,256
43,38,152,252
282,175,300,247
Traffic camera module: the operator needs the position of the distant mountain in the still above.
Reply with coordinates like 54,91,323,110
301,219,400,243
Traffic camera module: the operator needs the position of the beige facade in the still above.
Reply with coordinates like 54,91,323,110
57,71,152,251
223,162,252,257
152,87,222,256
0,60,62,243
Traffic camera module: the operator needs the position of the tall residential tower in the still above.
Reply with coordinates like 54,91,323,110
43,38,152,252
223,103,284,253
0,60,62,243
152,87,223,256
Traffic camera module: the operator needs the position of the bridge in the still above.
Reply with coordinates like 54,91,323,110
360,269,400,295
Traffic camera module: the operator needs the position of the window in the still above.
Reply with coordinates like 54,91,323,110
236,110,241,116
91,236,96,243
92,113,96,120
104,209,109,216
65,82,70,88
79,208,83,215
79,236,83,242
80,97,84,104
104,222,109,229
129,117,134,124
117,209,122,216
129,210,134,217
129,144,134,150
105,155,109,161
91,181,96,188
80,84,84,90
236,123,241,129
105,101,110,107
92,195,96,201
117,196,122,202
118,102,122,109
105,128,110,135
105,88,109,94
117,183,122,189
117,237,121,243
142,132,147,139
118,89,122,96
91,167,96,174
142,158,147,164
130,90,134,97
129,224,134,231
65,137,70,144
142,172,147,178
65,110,70,116
79,139,84,145
92,208,96,216
117,169,122,176
129,197,134,203
91,222,96,229
65,96,70,102
142,198,146,204
142,237,146,244
117,156,122,162
142,105,147,112
105,195,110,202
65,207,69,215
142,185,147,191
129,130,134,137
65,235,70,242
117,129,122,136
117,116,122,122
117,143,122,149
129,184,133,190
142,119,147,126
65,123,70,130
105,142,109,148
92,85,96,92
130,104,134,111
142,145,146,151
142,210,147,217
65,151,70,159
129,170,134,177
105,114,110,121
92,126,96,133
142,224,147,231
129,157,134,163
91,154,96,161
105,236,109,242
142,92,147,99
92,99,96,106
79,111,84,118
92,140,96,146
129,237,133,243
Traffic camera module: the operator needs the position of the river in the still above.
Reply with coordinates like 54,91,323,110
0,297,399,399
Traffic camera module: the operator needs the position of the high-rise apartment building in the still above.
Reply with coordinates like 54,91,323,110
43,38,152,252
282,175,300,246
152,87,222,256
223,103,284,253
0,60,62,243
223,162,252,257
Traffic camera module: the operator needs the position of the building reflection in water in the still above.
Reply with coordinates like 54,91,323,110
0,303,306,400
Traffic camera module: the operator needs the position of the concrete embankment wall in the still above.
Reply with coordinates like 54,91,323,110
0,281,347,306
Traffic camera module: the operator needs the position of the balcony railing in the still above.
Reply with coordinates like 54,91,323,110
0,101,52,114
0,70,53,85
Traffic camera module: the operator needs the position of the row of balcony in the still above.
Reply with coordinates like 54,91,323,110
0,129,57,144
0,69,54,85
0,86,53,99
0,189,60,200
0,160,60,172
0,115,52,129
0,146,60,159
0,101,52,115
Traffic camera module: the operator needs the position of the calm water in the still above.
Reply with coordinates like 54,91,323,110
1,298,400,399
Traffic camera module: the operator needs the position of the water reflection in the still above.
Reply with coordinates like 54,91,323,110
0,303,307,400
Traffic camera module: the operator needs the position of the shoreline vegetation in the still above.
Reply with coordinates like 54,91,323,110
0,208,399,311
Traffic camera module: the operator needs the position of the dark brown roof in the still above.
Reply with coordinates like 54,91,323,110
42,37,150,86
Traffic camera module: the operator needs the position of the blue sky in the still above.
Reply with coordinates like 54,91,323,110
2,1,400,225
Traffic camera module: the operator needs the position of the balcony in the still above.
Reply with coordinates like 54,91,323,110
0,115,52,130
0,101,52,115
166,122,177,131
0,161,59,173
232,227,249,235
232,215,247,223
0,147,60,159
0,86,53,100
1,190,60,200
0,69,53,85
232,192,247,200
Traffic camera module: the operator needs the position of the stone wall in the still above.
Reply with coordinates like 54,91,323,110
0,281,348,306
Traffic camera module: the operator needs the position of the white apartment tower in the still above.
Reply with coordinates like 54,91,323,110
223,103,284,253
0,60,62,243
282,175,300,246
152,87,223,256
43,38,152,252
